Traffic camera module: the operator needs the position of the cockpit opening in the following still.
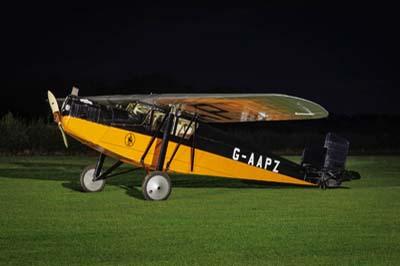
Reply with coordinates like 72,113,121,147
62,96,197,139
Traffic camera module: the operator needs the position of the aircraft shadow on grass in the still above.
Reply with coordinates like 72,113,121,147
62,177,320,201
1,160,328,200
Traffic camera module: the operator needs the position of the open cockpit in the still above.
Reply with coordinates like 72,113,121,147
61,95,197,139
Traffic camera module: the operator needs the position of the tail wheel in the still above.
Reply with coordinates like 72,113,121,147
80,165,106,192
142,171,172,200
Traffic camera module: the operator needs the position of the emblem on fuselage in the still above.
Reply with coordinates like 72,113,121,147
124,133,135,147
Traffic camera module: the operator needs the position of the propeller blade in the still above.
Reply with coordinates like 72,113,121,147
47,90,62,124
58,123,69,148
48,90,68,148
47,90,59,113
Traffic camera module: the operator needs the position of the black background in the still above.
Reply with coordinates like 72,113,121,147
1,4,399,118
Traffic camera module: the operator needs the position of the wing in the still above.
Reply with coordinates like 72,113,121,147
85,93,328,123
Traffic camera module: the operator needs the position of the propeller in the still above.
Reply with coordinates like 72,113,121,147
47,91,69,148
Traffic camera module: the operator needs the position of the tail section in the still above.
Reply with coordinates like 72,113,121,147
301,133,360,188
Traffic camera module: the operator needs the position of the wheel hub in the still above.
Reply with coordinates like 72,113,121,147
146,175,170,200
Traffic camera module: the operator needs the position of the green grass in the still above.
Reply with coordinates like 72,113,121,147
0,156,399,266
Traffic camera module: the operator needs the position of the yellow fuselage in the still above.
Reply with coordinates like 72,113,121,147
62,115,315,186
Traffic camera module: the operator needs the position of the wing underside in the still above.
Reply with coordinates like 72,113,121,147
85,93,328,123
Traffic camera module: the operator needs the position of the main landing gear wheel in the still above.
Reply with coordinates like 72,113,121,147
80,165,106,192
142,171,172,201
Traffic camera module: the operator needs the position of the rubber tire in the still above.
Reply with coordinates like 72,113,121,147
142,171,172,201
80,165,106,192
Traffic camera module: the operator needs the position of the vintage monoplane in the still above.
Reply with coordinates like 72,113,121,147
47,88,359,200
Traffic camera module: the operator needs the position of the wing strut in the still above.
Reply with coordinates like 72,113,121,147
156,111,175,171
140,108,171,169
190,120,197,172
166,114,198,171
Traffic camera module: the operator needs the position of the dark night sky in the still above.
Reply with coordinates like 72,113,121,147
1,4,399,117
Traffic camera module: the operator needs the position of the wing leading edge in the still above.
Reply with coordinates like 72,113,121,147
85,93,329,123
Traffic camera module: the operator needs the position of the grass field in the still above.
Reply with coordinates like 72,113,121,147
0,156,399,265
